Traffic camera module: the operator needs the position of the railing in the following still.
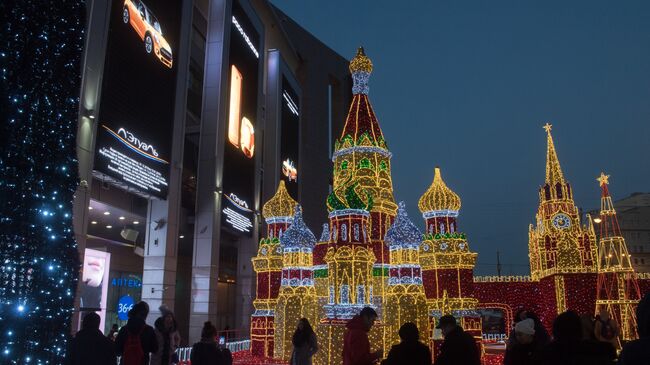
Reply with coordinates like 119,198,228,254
175,340,251,362
116,339,251,364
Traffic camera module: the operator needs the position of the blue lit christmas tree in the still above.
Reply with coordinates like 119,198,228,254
0,1,85,363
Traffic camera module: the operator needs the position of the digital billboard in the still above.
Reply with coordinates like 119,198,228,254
94,0,183,199
280,76,300,198
220,2,261,236
79,249,111,331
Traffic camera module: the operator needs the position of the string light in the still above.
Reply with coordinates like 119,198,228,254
0,1,83,363
247,50,650,365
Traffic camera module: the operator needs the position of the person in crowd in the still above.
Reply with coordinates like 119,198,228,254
539,310,615,365
190,322,220,365
65,312,116,365
503,318,543,365
151,305,182,365
290,318,319,365
507,310,550,350
108,324,119,342
594,308,619,347
619,293,650,365
433,315,480,365
579,313,616,364
342,307,383,365
381,322,431,365
115,301,158,365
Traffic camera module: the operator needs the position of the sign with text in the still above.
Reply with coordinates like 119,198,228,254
220,1,261,236
94,0,183,199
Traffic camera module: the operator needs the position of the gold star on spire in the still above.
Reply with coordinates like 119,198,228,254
543,123,552,133
597,172,610,187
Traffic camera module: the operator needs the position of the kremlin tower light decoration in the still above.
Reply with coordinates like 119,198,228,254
248,49,650,364
594,173,641,346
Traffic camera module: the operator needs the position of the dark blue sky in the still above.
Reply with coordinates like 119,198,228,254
271,0,650,275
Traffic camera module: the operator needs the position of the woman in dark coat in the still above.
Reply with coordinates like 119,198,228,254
290,318,319,365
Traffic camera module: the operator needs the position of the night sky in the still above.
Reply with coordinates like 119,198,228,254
271,0,650,275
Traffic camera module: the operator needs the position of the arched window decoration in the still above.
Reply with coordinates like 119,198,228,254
341,285,350,304
341,224,348,241
357,285,366,304
379,161,387,171
555,183,563,199
450,222,455,233
359,158,372,169
341,160,349,170
429,224,434,234
544,185,551,200
354,224,360,241
279,228,283,238
440,223,445,234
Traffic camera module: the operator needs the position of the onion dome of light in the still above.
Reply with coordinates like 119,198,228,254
262,180,298,221
349,46,373,74
280,205,317,249
385,202,422,247
418,167,461,215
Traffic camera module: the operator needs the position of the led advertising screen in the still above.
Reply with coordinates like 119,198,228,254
280,76,300,198
220,2,261,236
80,249,111,331
94,0,183,199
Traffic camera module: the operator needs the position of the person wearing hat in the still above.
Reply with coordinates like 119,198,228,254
503,318,543,365
433,315,480,365
381,322,431,365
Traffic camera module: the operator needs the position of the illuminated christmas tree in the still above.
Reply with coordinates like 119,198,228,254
594,172,641,346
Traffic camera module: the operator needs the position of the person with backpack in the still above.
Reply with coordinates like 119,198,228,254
115,301,158,365
151,305,182,365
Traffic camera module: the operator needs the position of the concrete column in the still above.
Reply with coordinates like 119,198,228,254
139,0,193,326
71,0,111,332
189,0,231,343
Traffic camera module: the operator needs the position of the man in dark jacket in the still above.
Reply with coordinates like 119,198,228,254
342,307,383,365
115,301,158,365
434,315,480,365
382,322,431,365
619,293,650,365
65,312,116,365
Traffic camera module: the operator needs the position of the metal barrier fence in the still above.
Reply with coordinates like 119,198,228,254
116,339,250,364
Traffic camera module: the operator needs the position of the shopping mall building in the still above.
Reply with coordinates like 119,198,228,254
72,0,351,342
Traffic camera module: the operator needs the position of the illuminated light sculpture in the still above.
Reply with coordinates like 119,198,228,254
384,202,429,345
274,206,318,360
248,47,650,364
594,173,641,347
417,167,481,356
527,124,599,325
250,181,297,358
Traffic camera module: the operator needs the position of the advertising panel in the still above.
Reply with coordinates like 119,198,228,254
94,0,183,199
280,76,300,198
220,2,261,236
80,249,111,331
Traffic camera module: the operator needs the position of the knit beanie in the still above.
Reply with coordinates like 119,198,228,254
515,318,536,335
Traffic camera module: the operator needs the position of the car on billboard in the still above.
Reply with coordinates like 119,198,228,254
122,0,173,68
282,158,297,182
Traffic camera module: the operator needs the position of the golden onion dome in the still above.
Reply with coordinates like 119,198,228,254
418,167,461,213
349,47,373,74
262,181,298,219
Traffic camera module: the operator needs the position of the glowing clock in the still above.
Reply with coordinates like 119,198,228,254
552,213,571,230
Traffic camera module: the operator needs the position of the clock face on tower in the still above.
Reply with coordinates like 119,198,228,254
552,213,571,230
